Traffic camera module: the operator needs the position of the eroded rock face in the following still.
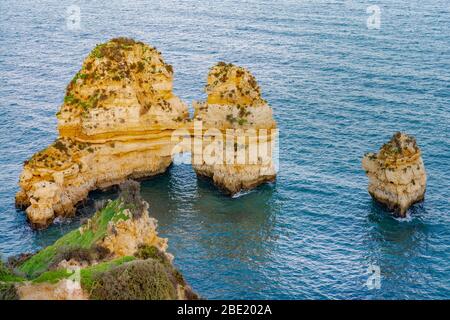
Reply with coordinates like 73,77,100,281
15,38,189,228
362,132,426,217
191,62,277,195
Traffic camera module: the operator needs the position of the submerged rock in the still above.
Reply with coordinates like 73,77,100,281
2,181,198,300
15,38,189,228
362,132,426,217
191,62,278,195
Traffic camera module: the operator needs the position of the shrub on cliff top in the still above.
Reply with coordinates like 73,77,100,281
0,282,19,300
135,245,169,266
49,245,111,270
90,259,177,300
134,245,199,299
0,258,24,283
118,180,145,219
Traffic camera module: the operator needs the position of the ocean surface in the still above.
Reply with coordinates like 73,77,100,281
0,0,449,299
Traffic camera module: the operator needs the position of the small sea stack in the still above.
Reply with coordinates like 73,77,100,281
191,62,278,195
362,132,427,217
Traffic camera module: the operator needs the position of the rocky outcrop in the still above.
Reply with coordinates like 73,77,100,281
15,38,189,228
191,62,277,195
15,41,279,227
2,181,198,300
362,132,426,217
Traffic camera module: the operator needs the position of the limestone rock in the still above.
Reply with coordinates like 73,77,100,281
15,38,189,228
16,280,89,300
191,62,277,195
362,132,426,217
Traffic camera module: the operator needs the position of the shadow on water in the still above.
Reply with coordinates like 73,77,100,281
192,176,279,262
364,200,431,298
12,162,280,298
139,163,280,258
367,200,428,241
139,163,281,298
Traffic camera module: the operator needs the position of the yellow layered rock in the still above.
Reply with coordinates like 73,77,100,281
191,62,277,195
15,38,189,228
362,132,426,217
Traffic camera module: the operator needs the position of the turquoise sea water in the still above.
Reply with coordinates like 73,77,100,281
0,0,449,299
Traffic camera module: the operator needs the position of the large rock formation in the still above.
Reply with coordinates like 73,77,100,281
362,132,426,217
2,181,198,300
191,62,277,195
15,38,189,228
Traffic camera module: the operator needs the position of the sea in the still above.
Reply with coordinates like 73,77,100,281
0,0,449,299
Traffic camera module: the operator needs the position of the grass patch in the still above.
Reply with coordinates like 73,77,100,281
19,200,128,278
0,259,25,283
32,269,74,284
80,256,134,291
30,256,134,290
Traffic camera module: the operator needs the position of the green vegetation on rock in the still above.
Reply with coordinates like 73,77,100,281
0,282,19,300
0,259,25,283
31,256,134,289
19,200,128,278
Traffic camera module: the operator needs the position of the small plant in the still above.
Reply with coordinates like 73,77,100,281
226,114,237,124
91,43,106,59
64,94,77,104
135,245,168,266
0,257,24,284
137,61,145,72
165,64,173,74
118,180,144,218
238,118,247,126
53,140,69,154
0,282,18,300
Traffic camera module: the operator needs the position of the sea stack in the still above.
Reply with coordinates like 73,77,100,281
362,132,426,217
191,62,277,195
15,38,189,228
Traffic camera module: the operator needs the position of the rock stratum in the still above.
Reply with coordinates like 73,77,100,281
362,132,426,217
15,38,189,228
191,62,277,195
1,181,198,300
